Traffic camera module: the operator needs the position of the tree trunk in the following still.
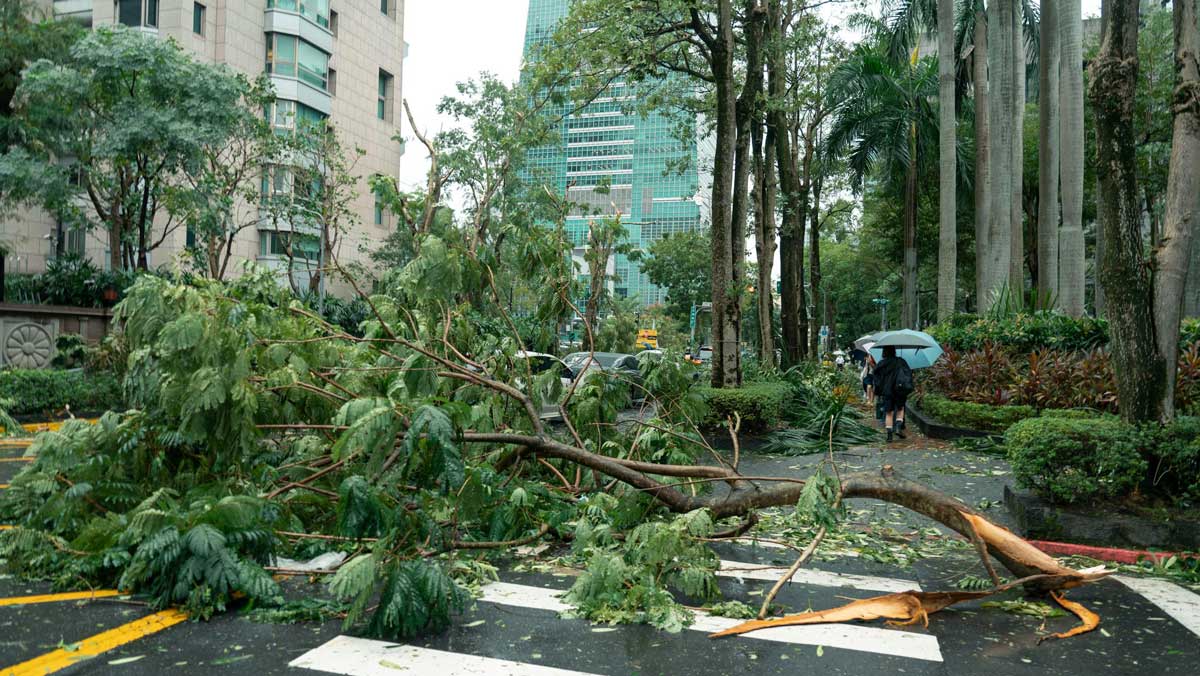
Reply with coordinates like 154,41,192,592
768,0,806,366
1037,0,1061,307
1186,222,1200,317
1152,0,1200,421
1009,0,1025,296
709,0,742,388
974,10,991,311
753,117,777,369
1059,0,1087,317
936,0,957,320
809,174,822,357
1090,0,1165,423
984,0,1014,310
902,137,919,328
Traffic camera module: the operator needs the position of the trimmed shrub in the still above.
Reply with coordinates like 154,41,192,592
1144,417,1200,505
928,312,1109,353
0,369,124,417
1006,417,1148,504
919,395,1036,432
696,382,793,433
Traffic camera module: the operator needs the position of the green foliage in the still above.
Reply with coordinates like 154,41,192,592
639,231,712,322
2,255,137,307
919,395,1038,432
0,368,122,416
927,313,1110,353
566,508,719,632
695,382,794,433
1142,417,1200,506
762,370,878,454
1006,417,1148,504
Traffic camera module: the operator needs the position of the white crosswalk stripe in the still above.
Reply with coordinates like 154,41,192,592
716,559,921,593
477,581,944,662
1114,575,1200,638
291,636,603,675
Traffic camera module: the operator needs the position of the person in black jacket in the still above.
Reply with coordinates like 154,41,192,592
872,346,914,442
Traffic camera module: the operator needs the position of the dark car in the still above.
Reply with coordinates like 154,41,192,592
562,351,644,401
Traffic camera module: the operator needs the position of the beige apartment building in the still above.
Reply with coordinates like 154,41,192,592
5,0,405,288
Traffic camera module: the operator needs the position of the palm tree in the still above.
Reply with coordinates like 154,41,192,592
936,0,957,320
1059,0,1086,316
824,46,939,328
1037,0,1060,305
972,3,991,310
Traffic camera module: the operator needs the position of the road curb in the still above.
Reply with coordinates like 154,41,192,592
1029,539,1199,565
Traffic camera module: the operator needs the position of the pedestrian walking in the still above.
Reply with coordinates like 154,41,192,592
861,354,876,403
872,345,914,442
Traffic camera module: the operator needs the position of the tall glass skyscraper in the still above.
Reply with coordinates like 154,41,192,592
521,0,704,307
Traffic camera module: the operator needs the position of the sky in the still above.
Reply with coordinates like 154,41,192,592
398,0,1106,191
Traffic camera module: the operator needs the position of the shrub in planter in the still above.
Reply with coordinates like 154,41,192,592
696,382,793,433
1006,417,1148,504
0,369,123,417
927,312,1109,353
1144,417,1200,505
919,395,1036,432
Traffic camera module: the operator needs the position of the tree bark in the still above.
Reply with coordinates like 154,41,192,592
1059,0,1087,317
753,109,777,368
974,10,992,311
985,0,1014,311
1009,0,1026,296
1038,0,1061,307
1152,0,1200,421
809,174,823,357
1090,0,1165,423
902,133,919,328
937,0,957,320
768,0,806,366
708,0,743,388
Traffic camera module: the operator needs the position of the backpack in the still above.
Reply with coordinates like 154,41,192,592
895,363,915,394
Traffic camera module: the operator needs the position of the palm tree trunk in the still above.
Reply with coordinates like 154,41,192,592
1058,0,1086,316
985,0,1014,310
1009,0,1025,295
974,8,991,311
809,174,823,356
1090,0,1164,423
936,0,957,320
1152,0,1200,421
1037,0,1060,307
902,132,919,328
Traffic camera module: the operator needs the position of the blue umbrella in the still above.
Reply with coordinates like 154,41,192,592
868,329,944,369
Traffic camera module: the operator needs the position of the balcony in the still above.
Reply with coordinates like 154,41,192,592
264,7,334,54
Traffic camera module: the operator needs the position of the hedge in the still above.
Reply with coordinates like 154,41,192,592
920,395,1036,432
0,369,124,417
1006,417,1148,504
696,382,794,433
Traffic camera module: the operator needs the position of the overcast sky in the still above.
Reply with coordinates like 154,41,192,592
398,0,1105,191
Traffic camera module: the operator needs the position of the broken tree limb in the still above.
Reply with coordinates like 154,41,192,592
1040,591,1101,642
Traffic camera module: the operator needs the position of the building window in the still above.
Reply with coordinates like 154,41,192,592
260,231,319,260
374,197,384,226
327,68,337,96
329,10,338,36
266,35,331,92
268,100,296,133
116,0,158,27
377,69,393,121
380,0,389,16
267,0,330,29
192,2,205,35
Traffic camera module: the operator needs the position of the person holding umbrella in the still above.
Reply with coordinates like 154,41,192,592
868,330,942,442
873,345,914,441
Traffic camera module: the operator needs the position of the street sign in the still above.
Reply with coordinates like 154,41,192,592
819,325,829,338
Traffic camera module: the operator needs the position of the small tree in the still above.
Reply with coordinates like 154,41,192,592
4,27,263,271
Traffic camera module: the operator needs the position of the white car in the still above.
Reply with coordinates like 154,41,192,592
513,351,573,420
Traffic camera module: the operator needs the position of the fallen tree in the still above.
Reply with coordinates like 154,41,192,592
0,254,1110,641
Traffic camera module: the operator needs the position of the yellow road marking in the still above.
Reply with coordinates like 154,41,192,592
0,590,124,607
2,608,188,675
0,418,101,437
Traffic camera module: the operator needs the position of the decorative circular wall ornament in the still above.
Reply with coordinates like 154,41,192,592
4,322,53,369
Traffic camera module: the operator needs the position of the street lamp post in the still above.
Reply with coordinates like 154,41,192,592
872,297,890,331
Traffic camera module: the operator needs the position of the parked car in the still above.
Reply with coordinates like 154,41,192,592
562,351,644,401
512,351,572,421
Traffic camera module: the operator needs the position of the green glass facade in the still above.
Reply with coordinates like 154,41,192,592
521,0,704,306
